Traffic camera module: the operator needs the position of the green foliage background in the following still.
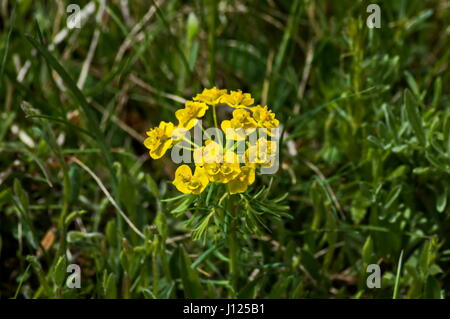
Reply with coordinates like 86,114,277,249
0,0,449,298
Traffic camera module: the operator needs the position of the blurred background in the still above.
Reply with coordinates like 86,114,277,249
0,0,449,298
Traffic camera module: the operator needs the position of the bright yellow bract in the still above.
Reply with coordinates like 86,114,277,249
221,109,257,140
193,140,223,165
144,121,175,159
173,165,209,194
220,90,254,108
175,101,208,130
193,87,227,105
251,105,279,134
227,165,255,194
245,138,277,167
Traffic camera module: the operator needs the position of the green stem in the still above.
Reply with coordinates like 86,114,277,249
152,251,159,297
228,231,238,297
228,197,239,297
182,136,201,148
212,105,219,129
55,287,62,298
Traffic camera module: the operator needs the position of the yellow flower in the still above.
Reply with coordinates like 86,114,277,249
144,121,175,159
175,101,209,130
245,138,277,167
219,162,241,183
206,162,241,183
228,165,255,194
172,127,189,142
173,165,209,194
193,140,223,165
203,162,222,182
221,109,257,140
193,87,228,105
251,105,279,132
220,90,254,108
204,151,240,183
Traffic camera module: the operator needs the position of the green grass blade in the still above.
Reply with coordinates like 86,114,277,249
393,250,404,299
404,89,426,147
0,3,16,90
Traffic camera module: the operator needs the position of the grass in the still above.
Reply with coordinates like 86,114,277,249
0,0,449,299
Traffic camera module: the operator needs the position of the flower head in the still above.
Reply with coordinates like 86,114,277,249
193,87,228,105
246,138,277,167
145,87,280,195
193,140,224,165
204,151,240,183
251,105,279,133
173,165,209,194
228,165,255,194
176,101,208,130
221,109,257,140
220,90,254,108
205,162,241,183
144,121,175,159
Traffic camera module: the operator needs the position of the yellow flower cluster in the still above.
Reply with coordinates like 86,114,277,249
144,87,280,195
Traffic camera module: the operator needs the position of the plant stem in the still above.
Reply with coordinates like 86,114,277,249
228,197,239,297
212,105,219,128
228,230,238,297
182,136,200,148
152,251,159,297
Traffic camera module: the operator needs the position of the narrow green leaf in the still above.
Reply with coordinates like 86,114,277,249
382,103,399,143
393,250,404,299
362,236,373,264
0,3,15,89
404,71,421,98
104,273,118,299
431,77,442,109
444,113,450,154
404,90,426,146
191,244,218,269
64,210,87,227
178,246,202,298
53,256,67,286
436,185,447,213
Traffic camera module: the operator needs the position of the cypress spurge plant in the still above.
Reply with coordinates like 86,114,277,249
144,87,290,297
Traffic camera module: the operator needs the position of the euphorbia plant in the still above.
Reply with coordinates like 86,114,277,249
144,87,289,297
